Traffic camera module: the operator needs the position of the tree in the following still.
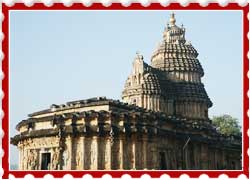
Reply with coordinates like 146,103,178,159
212,114,241,136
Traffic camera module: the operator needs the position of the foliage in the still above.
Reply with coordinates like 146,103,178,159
212,114,241,136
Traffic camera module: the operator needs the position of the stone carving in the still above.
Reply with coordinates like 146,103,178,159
51,148,60,170
76,150,82,168
22,137,60,149
22,149,28,170
63,148,70,170
90,139,97,169
27,150,37,170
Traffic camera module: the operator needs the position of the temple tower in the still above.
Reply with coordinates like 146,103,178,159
121,53,161,112
122,13,212,121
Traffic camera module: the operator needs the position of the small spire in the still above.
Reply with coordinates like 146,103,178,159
135,51,143,60
169,12,176,26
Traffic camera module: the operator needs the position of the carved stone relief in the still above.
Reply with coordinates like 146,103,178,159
27,149,38,170
63,147,70,170
76,150,82,169
51,148,60,170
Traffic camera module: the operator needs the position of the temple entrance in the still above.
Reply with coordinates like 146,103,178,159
41,153,51,170
159,152,167,169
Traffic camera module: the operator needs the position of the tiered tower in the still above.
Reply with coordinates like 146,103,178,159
122,13,212,121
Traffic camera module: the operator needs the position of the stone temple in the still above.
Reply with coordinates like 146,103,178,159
11,13,241,170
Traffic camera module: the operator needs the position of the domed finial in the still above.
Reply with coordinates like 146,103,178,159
169,12,176,26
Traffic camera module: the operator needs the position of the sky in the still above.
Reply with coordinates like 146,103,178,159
9,10,243,166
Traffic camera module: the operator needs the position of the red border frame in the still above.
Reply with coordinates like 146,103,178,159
2,2,249,179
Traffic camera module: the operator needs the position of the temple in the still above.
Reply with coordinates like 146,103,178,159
11,13,242,170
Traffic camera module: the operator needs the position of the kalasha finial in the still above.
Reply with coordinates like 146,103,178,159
169,12,176,26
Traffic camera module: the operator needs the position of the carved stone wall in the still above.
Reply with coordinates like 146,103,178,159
16,130,241,170
12,100,241,170
17,137,61,170
11,13,242,171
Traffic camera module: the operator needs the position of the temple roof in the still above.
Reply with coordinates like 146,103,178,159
28,97,146,118
13,96,240,147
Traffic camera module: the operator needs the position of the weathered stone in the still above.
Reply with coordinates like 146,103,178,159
11,13,241,170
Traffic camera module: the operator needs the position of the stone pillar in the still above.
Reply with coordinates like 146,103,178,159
123,136,132,170
111,137,120,169
23,148,27,170
193,144,201,169
97,137,105,169
131,135,136,169
90,136,98,169
151,146,158,169
76,137,83,170
119,136,124,169
142,135,148,169
84,137,91,170
135,137,143,170
71,137,77,170
22,146,27,170
65,136,72,170
201,144,209,169
104,137,111,169
146,140,153,169
82,136,85,169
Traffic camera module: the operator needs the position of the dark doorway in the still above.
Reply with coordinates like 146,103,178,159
159,152,167,169
41,153,51,170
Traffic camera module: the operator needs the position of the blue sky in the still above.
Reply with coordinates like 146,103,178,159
9,10,242,166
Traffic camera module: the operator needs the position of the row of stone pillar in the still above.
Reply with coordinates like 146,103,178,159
64,134,158,170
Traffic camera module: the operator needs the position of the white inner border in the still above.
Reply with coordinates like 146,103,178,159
7,9,245,173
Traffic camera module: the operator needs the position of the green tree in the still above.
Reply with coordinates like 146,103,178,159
212,114,241,136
